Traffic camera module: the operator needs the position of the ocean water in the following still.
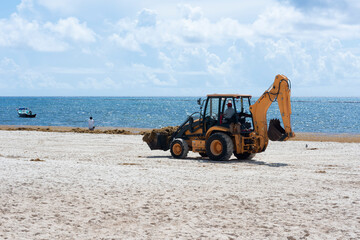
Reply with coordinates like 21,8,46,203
1,97,359,134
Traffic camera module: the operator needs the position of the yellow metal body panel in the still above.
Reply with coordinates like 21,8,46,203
249,74,294,152
205,126,230,140
192,140,206,152
185,127,203,136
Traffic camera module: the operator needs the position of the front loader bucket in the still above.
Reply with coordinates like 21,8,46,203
143,132,170,151
268,118,287,141
142,127,178,151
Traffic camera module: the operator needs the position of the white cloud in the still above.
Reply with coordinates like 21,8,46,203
45,67,105,75
179,4,203,21
108,7,254,53
78,77,121,89
264,39,314,83
17,0,35,13
261,37,360,87
252,3,360,40
0,57,21,89
146,72,177,86
37,0,78,13
108,33,141,52
37,77,73,89
253,4,303,38
0,3,96,52
19,70,73,89
0,13,68,52
137,9,157,27
105,62,114,69
0,57,20,73
44,17,96,42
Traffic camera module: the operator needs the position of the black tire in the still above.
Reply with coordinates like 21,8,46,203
234,153,255,160
206,133,234,161
199,152,208,158
170,139,189,159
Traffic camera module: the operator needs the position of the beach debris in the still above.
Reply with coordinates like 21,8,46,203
142,126,178,151
118,162,140,166
102,129,132,135
307,148,318,150
71,128,132,134
30,158,45,162
305,144,318,150
3,126,135,135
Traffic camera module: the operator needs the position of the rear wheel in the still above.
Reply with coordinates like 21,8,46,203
206,133,233,161
170,139,189,159
234,153,255,160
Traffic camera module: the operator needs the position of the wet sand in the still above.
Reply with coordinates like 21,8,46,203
0,128,359,239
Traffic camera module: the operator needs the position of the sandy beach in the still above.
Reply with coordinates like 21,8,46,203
0,129,359,239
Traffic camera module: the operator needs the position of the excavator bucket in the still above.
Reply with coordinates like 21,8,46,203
268,118,286,141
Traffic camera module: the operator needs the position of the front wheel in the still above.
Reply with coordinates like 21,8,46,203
170,139,189,159
234,153,255,160
206,133,233,161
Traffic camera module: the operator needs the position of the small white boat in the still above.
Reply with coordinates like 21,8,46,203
17,108,36,118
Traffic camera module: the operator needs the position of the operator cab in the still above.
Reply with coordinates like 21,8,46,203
202,94,254,133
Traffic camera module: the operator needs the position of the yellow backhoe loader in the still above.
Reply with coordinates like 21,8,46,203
143,74,295,161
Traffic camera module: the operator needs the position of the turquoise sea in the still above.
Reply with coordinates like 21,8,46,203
1,97,359,134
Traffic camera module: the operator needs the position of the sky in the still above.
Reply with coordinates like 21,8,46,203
0,0,360,97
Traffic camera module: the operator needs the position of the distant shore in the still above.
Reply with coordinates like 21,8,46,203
0,125,359,143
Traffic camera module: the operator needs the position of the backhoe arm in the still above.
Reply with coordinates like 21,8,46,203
249,74,295,152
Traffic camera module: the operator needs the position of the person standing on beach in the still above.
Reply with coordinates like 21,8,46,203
88,117,95,130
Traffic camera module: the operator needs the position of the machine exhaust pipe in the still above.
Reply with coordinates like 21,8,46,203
268,118,287,141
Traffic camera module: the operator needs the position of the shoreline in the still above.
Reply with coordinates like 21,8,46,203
0,125,359,143
0,125,151,135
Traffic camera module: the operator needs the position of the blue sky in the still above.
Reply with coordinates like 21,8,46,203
0,0,360,96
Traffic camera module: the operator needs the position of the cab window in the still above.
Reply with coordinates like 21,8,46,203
204,97,220,120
